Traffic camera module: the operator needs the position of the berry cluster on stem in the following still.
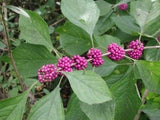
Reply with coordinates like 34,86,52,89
37,39,160,83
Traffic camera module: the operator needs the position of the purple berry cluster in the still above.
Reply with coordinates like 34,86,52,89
87,48,104,67
118,3,128,10
57,56,73,73
37,64,58,83
157,33,160,42
72,55,87,70
107,43,125,61
37,39,146,83
127,40,144,60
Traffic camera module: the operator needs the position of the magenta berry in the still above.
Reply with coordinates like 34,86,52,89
118,3,128,10
107,43,125,61
72,55,87,70
127,40,144,60
87,48,104,67
37,64,58,83
57,56,73,74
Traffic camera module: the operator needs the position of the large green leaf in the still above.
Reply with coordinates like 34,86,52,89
64,70,112,104
112,15,140,35
19,10,53,51
95,57,118,77
144,40,160,61
12,43,57,77
142,101,160,120
136,61,160,93
65,94,89,120
0,88,31,120
27,86,65,120
130,0,160,37
110,67,141,120
61,0,100,36
56,22,91,55
80,100,115,120
95,0,112,16
95,35,121,53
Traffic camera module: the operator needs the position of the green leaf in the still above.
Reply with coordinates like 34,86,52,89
19,10,53,51
95,57,117,77
27,86,65,120
130,0,160,37
65,94,89,120
64,70,112,104
12,43,57,77
142,101,160,120
110,67,141,120
136,61,160,93
94,13,114,35
144,40,160,61
61,0,100,36
56,22,91,55
112,15,140,35
0,88,31,120
95,35,121,53
80,100,115,120
95,0,112,16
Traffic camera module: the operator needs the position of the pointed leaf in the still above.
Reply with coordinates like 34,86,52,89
19,10,53,51
27,86,65,120
0,89,30,120
64,70,112,104
61,0,100,36
110,67,141,120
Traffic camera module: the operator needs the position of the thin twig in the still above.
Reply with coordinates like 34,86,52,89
134,89,149,120
50,17,65,27
1,4,25,91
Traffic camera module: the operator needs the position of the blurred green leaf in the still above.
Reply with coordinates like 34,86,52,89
130,0,160,37
19,10,53,51
61,0,100,37
64,70,112,104
95,0,112,16
135,61,160,94
27,86,65,120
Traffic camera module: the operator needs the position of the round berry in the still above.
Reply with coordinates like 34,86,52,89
87,48,104,67
72,55,87,70
107,43,125,61
37,64,58,83
118,3,128,10
127,40,144,60
57,56,73,74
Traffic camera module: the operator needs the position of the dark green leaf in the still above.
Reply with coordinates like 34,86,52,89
0,85,33,120
64,70,112,104
61,0,100,36
19,10,53,51
65,94,89,120
12,43,57,77
110,67,141,120
112,15,140,35
27,86,65,120
135,61,160,93
56,22,91,55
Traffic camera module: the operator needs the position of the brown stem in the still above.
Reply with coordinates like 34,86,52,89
134,89,149,120
1,4,25,91
50,17,65,27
